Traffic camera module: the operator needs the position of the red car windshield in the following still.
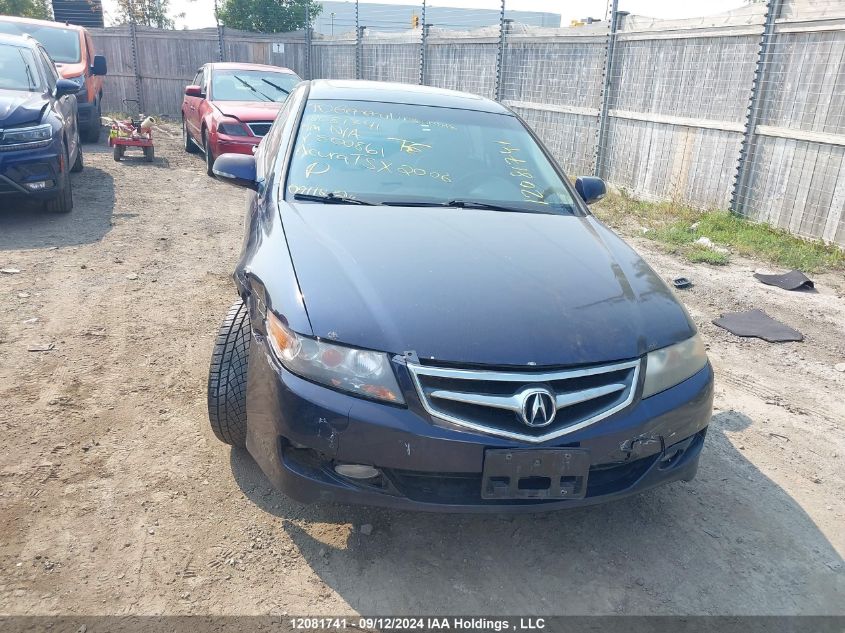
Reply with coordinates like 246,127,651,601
211,70,299,102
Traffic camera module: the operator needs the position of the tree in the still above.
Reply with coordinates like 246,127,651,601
0,0,50,19
114,0,184,29
217,0,321,34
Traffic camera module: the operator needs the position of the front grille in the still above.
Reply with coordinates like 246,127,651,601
408,359,640,443
247,122,273,137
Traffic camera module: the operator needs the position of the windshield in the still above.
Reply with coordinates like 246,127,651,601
0,44,43,92
0,22,81,63
211,70,299,102
285,100,577,214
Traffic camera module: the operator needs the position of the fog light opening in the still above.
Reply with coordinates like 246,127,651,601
334,463,380,480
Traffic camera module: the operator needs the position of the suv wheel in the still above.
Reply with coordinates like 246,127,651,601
83,103,101,143
207,299,250,447
43,144,73,213
70,140,84,173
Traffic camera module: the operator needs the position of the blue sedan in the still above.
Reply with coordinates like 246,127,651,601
206,80,714,512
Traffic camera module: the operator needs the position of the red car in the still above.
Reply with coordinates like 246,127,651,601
181,62,301,175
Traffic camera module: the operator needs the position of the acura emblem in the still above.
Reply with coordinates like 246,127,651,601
520,389,557,427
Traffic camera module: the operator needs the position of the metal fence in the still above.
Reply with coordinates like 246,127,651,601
89,0,845,247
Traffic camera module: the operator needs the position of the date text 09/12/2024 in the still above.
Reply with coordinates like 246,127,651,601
288,617,547,631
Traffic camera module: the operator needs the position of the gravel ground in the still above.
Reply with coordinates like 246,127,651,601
0,125,843,616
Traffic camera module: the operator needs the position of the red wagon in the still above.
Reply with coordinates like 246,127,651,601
107,99,155,162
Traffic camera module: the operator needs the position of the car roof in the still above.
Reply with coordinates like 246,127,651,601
0,15,86,32
0,32,38,48
306,79,511,115
207,62,297,74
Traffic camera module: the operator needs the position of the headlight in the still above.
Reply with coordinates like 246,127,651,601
217,119,249,136
642,334,708,398
1,123,53,145
265,311,405,404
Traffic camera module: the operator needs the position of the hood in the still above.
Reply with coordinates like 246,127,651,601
0,89,47,127
280,205,696,367
54,61,86,80
212,100,282,121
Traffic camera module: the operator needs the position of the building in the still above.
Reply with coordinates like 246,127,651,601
313,1,560,35
51,0,105,28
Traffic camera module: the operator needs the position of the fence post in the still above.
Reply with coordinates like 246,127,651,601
217,25,225,62
128,19,144,113
494,0,506,101
355,0,362,79
730,0,784,213
304,7,312,80
594,0,620,178
418,0,427,85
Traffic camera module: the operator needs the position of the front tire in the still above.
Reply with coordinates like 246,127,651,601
44,144,73,213
207,299,250,447
70,142,84,173
203,129,215,177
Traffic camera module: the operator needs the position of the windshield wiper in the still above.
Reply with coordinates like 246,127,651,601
381,199,529,213
293,193,378,206
447,199,529,212
233,75,273,102
19,51,37,91
261,78,290,96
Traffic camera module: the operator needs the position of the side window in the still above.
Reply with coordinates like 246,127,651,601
37,46,58,92
192,68,204,90
258,85,299,178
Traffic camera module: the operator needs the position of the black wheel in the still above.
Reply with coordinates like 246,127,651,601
82,103,101,143
183,116,198,153
203,130,215,177
143,145,154,162
70,142,84,173
207,299,250,446
44,144,73,213
113,145,124,162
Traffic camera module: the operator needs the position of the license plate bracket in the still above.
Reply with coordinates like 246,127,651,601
481,448,590,500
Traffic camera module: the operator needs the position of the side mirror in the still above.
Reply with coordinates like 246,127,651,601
91,55,107,76
184,85,203,98
575,176,607,205
54,78,78,99
213,153,258,190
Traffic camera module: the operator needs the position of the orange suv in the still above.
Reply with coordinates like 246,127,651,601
0,16,107,142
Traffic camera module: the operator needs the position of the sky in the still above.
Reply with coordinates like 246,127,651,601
101,0,749,31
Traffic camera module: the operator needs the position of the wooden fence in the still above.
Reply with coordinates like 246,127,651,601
88,0,845,247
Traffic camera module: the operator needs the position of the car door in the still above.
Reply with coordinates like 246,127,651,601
37,45,78,158
185,66,206,140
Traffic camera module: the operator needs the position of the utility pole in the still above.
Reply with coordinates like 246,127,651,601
331,12,335,35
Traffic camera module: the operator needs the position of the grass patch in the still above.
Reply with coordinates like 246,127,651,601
594,191,845,272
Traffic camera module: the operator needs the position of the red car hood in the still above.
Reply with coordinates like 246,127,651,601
211,100,282,121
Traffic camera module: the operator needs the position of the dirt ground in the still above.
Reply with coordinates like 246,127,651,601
0,124,843,617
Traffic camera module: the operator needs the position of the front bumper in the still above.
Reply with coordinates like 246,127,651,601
245,334,714,512
0,139,64,200
212,132,261,157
